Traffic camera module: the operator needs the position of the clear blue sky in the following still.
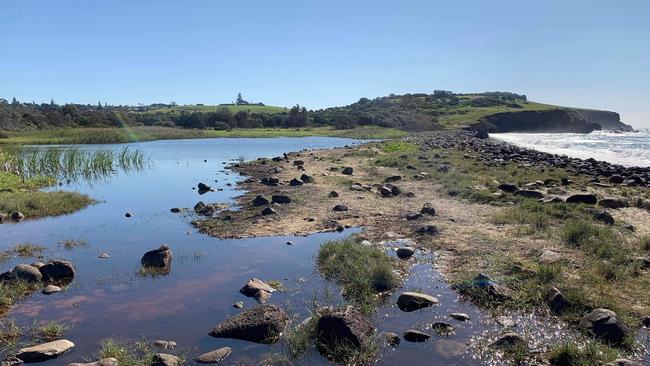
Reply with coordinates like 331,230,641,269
2,1,649,127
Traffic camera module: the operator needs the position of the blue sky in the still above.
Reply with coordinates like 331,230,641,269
1,1,649,126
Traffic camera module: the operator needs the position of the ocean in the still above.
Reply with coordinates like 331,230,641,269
491,129,650,167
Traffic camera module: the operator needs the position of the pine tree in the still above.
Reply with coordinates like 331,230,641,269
11,97,17,104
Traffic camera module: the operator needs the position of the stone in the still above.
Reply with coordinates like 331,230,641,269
271,195,291,204
498,183,518,193
125,212,132,218
170,207,181,213
466,273,512,302
42,285,62,295
379,186,393,197
209,304,289,343
594,211,615,225
420,202,436,216
643,316,650,328
316,306,374,352
566,194,598,204
16,339,74,362
579,308,630,344
252,195,270,206
384,332,400,346
514,190,544,199
546,287,569,315
261,177,280,186
195,347,232,364
403,329,430,342
261,207,277,216
194,201,207,213
12,264,42,283
98,253,110,259
152,353,181,366
197,182,211,192
396,247,415,259
341,167,353,175
538,249,562,264
289,178,304,186
489,332,526,350
328,191,339,198
141,245,172,269
233,301,244,309
69,358,119,366
449,313,470,321
333,204,348,212
39,260,76,283
240,278,275,304
300,173,314,183
432,322,455,335
153,340,177,349
406,213,423,220
10,212,25,221
416,225,439,235
397,292,439,312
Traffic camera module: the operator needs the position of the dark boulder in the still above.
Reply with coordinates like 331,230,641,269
420,203,436,216
406,213,423,220
209,304,289,343
197,182,211,192
385,175,402,183
271,195,291,204
261,207,277,216
598,198,629,209
10,212,24,222
498,183,518,193
546,287,569,315
594,211,615,225
566,194,597,204
289,178,304,186
328,191,339,198
252,195,270,207
261,177,280,186
141,245,172,269
333,204,349,212
341,167,354,175
403,329,430,342
416,225,439,235
300,173,314,183
579,308,629,344
39,260,76,284
316,306,374,353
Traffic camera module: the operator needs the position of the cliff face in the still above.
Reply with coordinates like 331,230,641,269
470,108,632,136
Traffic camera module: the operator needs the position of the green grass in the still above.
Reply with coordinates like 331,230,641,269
98,339,158,366
58,239,89,250
0,126,406,145
548,341,619,366
316,238,398,314
380,141,418,154
11,243,46,257
0,191,93,219
30,321,68,342
0,280,36,313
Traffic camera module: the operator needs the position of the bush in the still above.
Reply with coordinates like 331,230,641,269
0,131,8,139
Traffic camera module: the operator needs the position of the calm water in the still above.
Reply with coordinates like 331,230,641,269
491,129,650,167
0,137,643,365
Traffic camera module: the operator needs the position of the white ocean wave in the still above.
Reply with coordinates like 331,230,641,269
491,129,650,167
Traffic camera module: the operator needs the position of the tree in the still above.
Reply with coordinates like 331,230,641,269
236,93,244,105
97,100,103,109
12,97,17,105
50,98,55,106
287,105,308,127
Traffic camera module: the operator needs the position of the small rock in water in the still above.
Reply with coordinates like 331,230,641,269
69,358,119,366
170,208,181,213
286,241,293,245
16,339,75,362
153,340,176,349
209,304,289,344
11,264,42,283
384,332,400,346
240,278,275,304
195,347,232,364
152,353,181,366
42,285,62,295
489,332,526,350
233,301,244,309
403,329,430,342
11,212,25,222
98,253,110,259
397,292,439,312
125,212,132,218
449,313,470,321
432,322,455,335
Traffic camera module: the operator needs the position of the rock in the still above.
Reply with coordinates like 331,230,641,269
406,213,423,220
293,160,304,167
316,306,374,352
396,247,415,259
350,183,365,191
385,175,402,183
604,359,643,366
16,339,75,362
233,301,244,309
397,292,439,312
69,358,118,366
39,260,76,283
498,183,518,193
42,285,62,295
1,357,23,366
261,207,277,216
300,173,314,183
598,198,629,209
98,253,110,259
195,347,232,364
141,245,172,269
240,278,275,304
271,195,291,204
12,264,42,283
538,249,562,264
125,212,132,218
0,212,7,224
432,322,455,335
333,204,348,212
209,304,289,343
11,212,25,221
197,182,211,192
289,178,304,186
496,316,517,328
643,316,650,328
261,177,280,186
566,194,597,205
489,332,526,350
341,167,353,175
153,340,177,349
403,329,430,342
546,287,569,315
609,175,625,184
252,195,270,206
379,186,393,197
579,308,630,344
420,203,436,216
539,195,564,204
152,353,181,366
466,273,512,302
514,190,544,199
592,210,615,225
30,262,45,269
416,225,439,235
449,313,470,321
170,207,181,213
328,191,339,198
194,201,207,213
384,332,400,346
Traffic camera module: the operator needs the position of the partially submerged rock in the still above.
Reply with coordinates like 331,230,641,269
69,358,119,366
449,313,470,321
152,353,181,366
209,304,289,343
397,292,439,312
403,329,430,342
141,245,173,269
384,332,400,346
42,284,62,295
316,306,374,354
240,278,275,304
195,347,232,364
16,339,74,362
12,264,42,283
39,260,76,284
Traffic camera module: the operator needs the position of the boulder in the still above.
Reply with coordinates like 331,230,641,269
397,292,439,312
579,308,629,344
316,306,374,352
396,247,415,259
384,332,400,346
271,195,291,204
42,285,62,295
152,353,181,366
69,358,119,366
300,173,314,183
385,175,402,183
240,278,275,304
449,313,470,321
420,203,436,216
489,332,526,350
546,287,569,315
195,347,232,364
141,245,172,269
261,177,280,186
39,260,76,283
594,211,615,225
403,329,430,342
12,264,42,283
209,304,289,343
289,178,304,186
341,167,353,175
566,194,597,205
498,183,518,193
11,212,25,222
406,213,423,220
261,207,277,216
252,195,270,206
379,186,393,197
328,191,339,198
333,204,348,212
16,340,74,362
538,249,562,264
197,182,211,192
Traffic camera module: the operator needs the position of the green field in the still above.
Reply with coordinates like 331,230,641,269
0,126,406,145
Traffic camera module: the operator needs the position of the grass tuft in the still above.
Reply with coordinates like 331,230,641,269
548,341,619,366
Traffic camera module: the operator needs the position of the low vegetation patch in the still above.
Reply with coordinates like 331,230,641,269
30,321,68,342
58,239,89,250
11,243,46,257
98,339,159,366
0,280,36,313
548,341,619,366
316,238,398,313
0,191,93,219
